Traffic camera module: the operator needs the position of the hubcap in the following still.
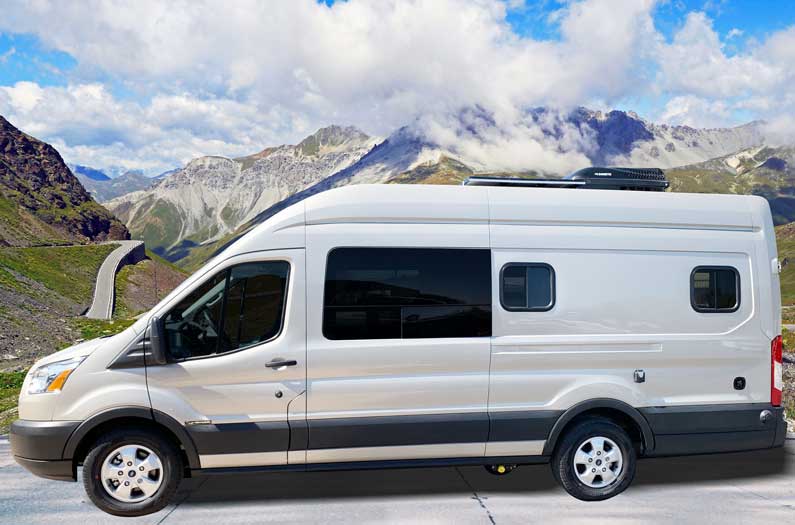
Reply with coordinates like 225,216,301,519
573,436,623,489
99,444,163,503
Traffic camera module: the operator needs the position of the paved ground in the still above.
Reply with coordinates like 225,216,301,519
85,240,145,320
1,436,793,524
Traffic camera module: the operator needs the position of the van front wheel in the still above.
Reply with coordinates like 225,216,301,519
552,419,636,501
82,428,183,517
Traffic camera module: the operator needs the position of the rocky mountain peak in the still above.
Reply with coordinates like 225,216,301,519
0,115,129,245
298,125,371,156
107,125,376,258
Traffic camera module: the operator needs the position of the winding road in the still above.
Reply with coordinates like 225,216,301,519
84,240,145,320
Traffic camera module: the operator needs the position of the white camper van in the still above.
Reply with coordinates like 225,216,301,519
10,168,788,516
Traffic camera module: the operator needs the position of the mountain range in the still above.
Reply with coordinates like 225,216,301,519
668,145,795,223
105,109,767,264
106,125,378,260
0,116,128,246
70,165,156,202
1,107,789,268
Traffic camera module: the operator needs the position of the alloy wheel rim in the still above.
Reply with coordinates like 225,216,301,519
573,436,623,488
99,444,164,503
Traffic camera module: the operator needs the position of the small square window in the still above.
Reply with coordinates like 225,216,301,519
500,263,555,312
691,266,739,313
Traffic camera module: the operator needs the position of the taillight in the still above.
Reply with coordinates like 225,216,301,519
771,335,783,407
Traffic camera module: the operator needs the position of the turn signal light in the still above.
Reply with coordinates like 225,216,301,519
46,369,74,393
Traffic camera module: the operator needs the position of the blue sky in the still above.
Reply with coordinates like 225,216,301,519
0,33,75,87
0,0,792,174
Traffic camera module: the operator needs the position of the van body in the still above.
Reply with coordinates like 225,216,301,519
10,183,788,515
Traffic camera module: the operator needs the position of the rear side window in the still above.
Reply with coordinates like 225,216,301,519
691,266,739,313
500,263,555,311
323,248,491,340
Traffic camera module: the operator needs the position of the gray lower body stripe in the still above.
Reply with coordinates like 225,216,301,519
188,421,289,455
489,410,564,442
189,411,563,456
308,412,490,450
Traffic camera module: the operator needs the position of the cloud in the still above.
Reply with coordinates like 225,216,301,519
416,107,595,175
0,0,793,174
725,28,743,40
0,0,663,173
658,95,734,128
654,13,795,136
0,82,294,173
0,46,15,64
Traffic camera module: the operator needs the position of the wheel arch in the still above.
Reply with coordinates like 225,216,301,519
543,399,655,456
63,406,200,470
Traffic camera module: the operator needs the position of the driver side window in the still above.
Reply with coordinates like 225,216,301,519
163,261,290,360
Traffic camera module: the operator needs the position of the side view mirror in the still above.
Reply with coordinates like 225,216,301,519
148,315,167,365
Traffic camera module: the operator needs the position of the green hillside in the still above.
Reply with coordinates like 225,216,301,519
114,249,188,318
386,156,474,185
668,146,795,224
775,223,795,306
0,192,77,247
0,244,117,370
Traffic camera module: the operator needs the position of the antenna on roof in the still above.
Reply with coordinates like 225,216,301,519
463,167,669,192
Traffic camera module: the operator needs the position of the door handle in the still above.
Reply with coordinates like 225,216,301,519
266,359,297,369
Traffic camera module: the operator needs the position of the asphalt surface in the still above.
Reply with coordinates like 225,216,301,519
85,240,145,320
1,436,793,524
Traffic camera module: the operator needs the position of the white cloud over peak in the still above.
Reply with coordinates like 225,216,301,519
658,95,733,129
0,0,792,173
0,82,292,172
0,0,661,173
654,13,795,129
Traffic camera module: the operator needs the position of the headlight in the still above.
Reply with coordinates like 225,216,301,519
27,356,86,394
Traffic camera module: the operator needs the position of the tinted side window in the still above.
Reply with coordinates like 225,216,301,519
691,266,739,313
324,248,491,340
164,261,289,359
220,262,290,353
500,263,555,311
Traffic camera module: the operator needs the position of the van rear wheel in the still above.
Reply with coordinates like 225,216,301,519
82,428,183,517
552,418,636,501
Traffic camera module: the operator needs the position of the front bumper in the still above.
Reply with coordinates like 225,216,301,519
10,419,80,481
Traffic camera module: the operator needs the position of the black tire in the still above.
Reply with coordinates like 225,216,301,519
552,418,636,501
82,428,183,517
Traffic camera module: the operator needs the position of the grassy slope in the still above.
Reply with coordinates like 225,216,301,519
0,244,117,303
667,146,795,225
0,244,128,373
114,249,188,318
387,156,474,185
0,371,24,433
776,223,795,307
0,191,76,247
781,329,795,425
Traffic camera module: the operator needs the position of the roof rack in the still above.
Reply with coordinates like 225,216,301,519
463,167,669,192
